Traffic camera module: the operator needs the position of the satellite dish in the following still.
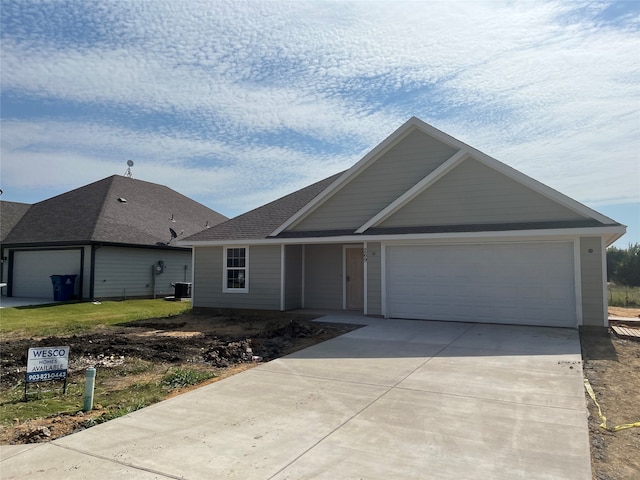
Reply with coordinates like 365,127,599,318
167,227,178,245
124,160,134,178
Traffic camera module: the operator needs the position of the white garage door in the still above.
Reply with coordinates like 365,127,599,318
12,250,81,298
386,242,576,327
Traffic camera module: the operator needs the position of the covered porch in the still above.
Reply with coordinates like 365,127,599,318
281,242,381,316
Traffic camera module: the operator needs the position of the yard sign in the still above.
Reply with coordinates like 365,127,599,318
25,346,70,395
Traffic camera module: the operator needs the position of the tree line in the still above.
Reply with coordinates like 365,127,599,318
607,243,640,287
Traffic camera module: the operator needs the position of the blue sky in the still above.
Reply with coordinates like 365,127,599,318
1,0,638,247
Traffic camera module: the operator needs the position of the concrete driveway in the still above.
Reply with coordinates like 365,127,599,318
0,296,57,308
0,315,591,479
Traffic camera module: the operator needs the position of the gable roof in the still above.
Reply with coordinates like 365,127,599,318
0,201,31,242
271,117,617,236
184,172,343,242
182,117,625,246
3,175,227,247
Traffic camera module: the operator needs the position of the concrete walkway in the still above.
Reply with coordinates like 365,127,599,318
0,315,591,479
0,297,58,309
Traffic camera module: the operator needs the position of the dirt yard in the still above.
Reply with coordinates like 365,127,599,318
581,308,640,480
2,308,639,479
0,310,359,444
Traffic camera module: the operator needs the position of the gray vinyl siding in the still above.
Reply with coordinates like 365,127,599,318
94,246,191,299
192,245,281,310
192,246,222,307
366,242,382,316
304,244,343,309
380,158,586,228
293,129,459,231
580,237,605,327
284,245,303,310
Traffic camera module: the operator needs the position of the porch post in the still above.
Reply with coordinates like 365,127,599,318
301,245,305,309
363,242,368,316
280,244,285,311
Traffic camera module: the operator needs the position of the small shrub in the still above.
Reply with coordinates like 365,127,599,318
161,368,216,390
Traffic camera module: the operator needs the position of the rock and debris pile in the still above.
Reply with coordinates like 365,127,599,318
204,340,254,367
1,313,361,446
202,321,319,366
20,425,51,443
0,319,348,388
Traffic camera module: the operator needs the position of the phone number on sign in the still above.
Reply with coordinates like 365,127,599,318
26,371,67,382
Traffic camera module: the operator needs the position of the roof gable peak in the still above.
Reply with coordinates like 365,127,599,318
269,117,464,236
270,117,617,237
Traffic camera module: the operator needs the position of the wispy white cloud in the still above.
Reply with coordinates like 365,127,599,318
1,0,638,223
0,119,354,214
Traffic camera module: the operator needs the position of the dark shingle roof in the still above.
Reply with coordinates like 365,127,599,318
277,219,608,238
3,175,227,247
183,172,610,243
185,172,344,241
0,201,31,242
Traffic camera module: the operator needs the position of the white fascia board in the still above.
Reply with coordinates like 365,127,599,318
268,118,431,237
183,225,626,248
355,149,469,233
405,117,478,151
604,229,627,247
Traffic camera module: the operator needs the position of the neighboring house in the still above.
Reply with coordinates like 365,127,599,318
0,201,31,242
1,175,227,301
182,117,625,329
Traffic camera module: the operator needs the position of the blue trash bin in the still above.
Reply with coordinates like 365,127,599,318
50,275,77,301
50,275,63,301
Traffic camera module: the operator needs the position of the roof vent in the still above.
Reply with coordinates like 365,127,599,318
117,197,127,203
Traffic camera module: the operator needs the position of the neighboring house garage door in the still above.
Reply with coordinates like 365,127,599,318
12,250,82,298
386,242,576,327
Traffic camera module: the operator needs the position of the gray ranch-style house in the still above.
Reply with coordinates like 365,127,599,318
182,117,625,329
1,175,227,302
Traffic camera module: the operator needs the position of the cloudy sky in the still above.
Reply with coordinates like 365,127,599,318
1,0,638,245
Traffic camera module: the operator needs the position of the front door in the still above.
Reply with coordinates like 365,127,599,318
346,247,364,309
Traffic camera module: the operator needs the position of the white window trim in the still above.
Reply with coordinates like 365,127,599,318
222,246,249,293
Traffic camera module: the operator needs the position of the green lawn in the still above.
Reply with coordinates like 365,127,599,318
0,299,201,433
0,299,192,338
1,361,215,430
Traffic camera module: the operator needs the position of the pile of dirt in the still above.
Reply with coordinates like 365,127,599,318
204,340,255,367
0,312,359,444
608,306,640,319
201,318,322,366
0,316,346,384
6,409,111,445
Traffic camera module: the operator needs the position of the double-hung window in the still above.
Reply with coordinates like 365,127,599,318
224,247,248,293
